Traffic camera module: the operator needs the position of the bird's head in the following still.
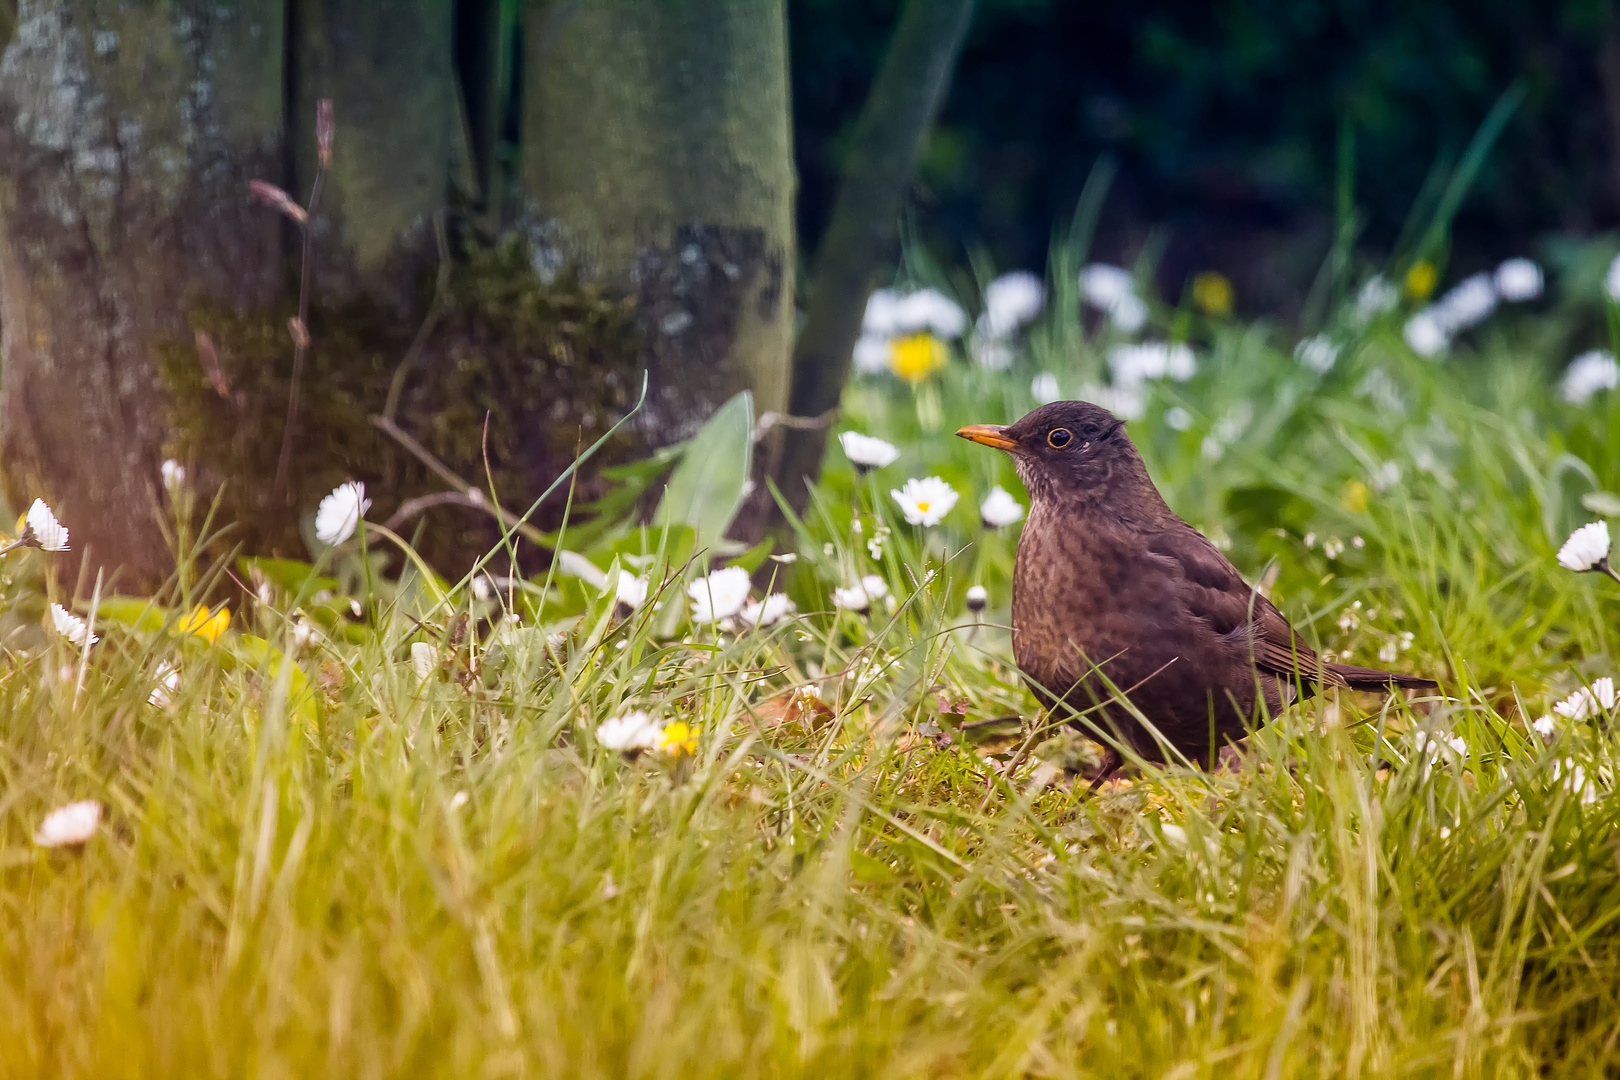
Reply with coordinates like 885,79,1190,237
957,400,1140,505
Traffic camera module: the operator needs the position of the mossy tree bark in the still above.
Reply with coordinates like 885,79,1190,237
770,0,974,514
290,0,459,311
0,1,284,583
520,0,795,445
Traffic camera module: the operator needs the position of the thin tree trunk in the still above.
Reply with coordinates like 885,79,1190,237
520,0,795,445
290,0,457,311
456,0,518,226
770,0,973,513
0,1,284,583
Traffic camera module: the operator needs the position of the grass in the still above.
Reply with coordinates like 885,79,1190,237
3,237,1620,1078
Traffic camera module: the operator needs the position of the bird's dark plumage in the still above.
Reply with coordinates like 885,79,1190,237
958,400,1436,774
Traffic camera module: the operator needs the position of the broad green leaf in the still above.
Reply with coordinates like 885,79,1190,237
95,597,172,633
240,557,339,598
1581,491,1620,517
656,390,753,555
227,634,318,727
849,850,896,883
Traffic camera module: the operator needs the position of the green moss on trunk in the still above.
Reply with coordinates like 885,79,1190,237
0,1,284,585
158,241,640,575
290,0,457,312
521,0,795,443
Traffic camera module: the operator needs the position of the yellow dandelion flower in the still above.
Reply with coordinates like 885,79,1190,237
1404,260,1437,300
1191,271,1234,316
889,333,948,385
175,603,230,643
658,720,699,757
1341,479,1370,514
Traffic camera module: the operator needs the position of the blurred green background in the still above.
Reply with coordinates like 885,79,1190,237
793,0,1620,314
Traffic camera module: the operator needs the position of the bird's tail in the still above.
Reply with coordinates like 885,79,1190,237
1323,661,1438,692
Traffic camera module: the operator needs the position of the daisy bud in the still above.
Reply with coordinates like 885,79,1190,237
248,179,307,224
316,99,335,168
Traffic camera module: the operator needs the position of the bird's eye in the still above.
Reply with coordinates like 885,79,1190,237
1047,428,1072,448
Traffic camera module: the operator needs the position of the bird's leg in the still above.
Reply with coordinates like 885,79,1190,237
1086,747,1124,792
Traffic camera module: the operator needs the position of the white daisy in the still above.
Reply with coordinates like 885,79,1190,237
1557,521,1611,572
1110,341,1161,382
34,800,102,847
832,574,889,613
50,603,96,647
1412,729,1467,761
1560,350,1619,405
1108,341,1196,384
738,592,795,628
292,618,320,650
148,660,180,708
315,481,370,545
1403,311,1449,357
161,459,187,494
24,498,69,551
1606,254,1620,303
611,570,650,616
965,584,988,613
1110,293,1148,333
1553,757,1600,804
1357,367,1405,413
1352,276,1400,323
1431,273,1497,333
1030,372,1061,404
852,333,892,375
1081,381,1146,421
688,566,752,623
890,476,959,527
982,271,1045,338
1531,714,1557,742
596,710,663,753
970,335,1014,371
1079,263,1135,310
1552,677,1618,722
839,431,900,472
410,641,436,680
979,486,1025,528
832,585,870,611
1164,406,1193,431
894,288,966,338
862,289,903,336
1494,258,1543,302
1294,334,1340,374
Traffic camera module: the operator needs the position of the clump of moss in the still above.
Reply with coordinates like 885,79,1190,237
157,237,640,575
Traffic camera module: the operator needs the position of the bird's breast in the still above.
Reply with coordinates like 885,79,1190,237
1011,508,1154,686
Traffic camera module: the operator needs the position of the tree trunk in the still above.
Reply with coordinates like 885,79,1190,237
0,1,284,583
289,0,458,311
770,0,973,513
520,0,795,445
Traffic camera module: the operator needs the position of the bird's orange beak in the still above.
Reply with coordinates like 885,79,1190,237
956,424,1019,451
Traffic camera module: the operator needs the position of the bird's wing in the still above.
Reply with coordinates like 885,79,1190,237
1145,526,1346,688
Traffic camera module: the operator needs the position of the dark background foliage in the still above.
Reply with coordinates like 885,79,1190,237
791,0,1620,315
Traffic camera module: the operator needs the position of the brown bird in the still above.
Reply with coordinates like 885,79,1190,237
958,400,1436,782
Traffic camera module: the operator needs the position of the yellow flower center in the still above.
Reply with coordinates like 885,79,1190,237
916,500,931,513
1191,271,1234,316
175,603,231,643
1405,260,1437,300
659,721,699,757
889,333,948,385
